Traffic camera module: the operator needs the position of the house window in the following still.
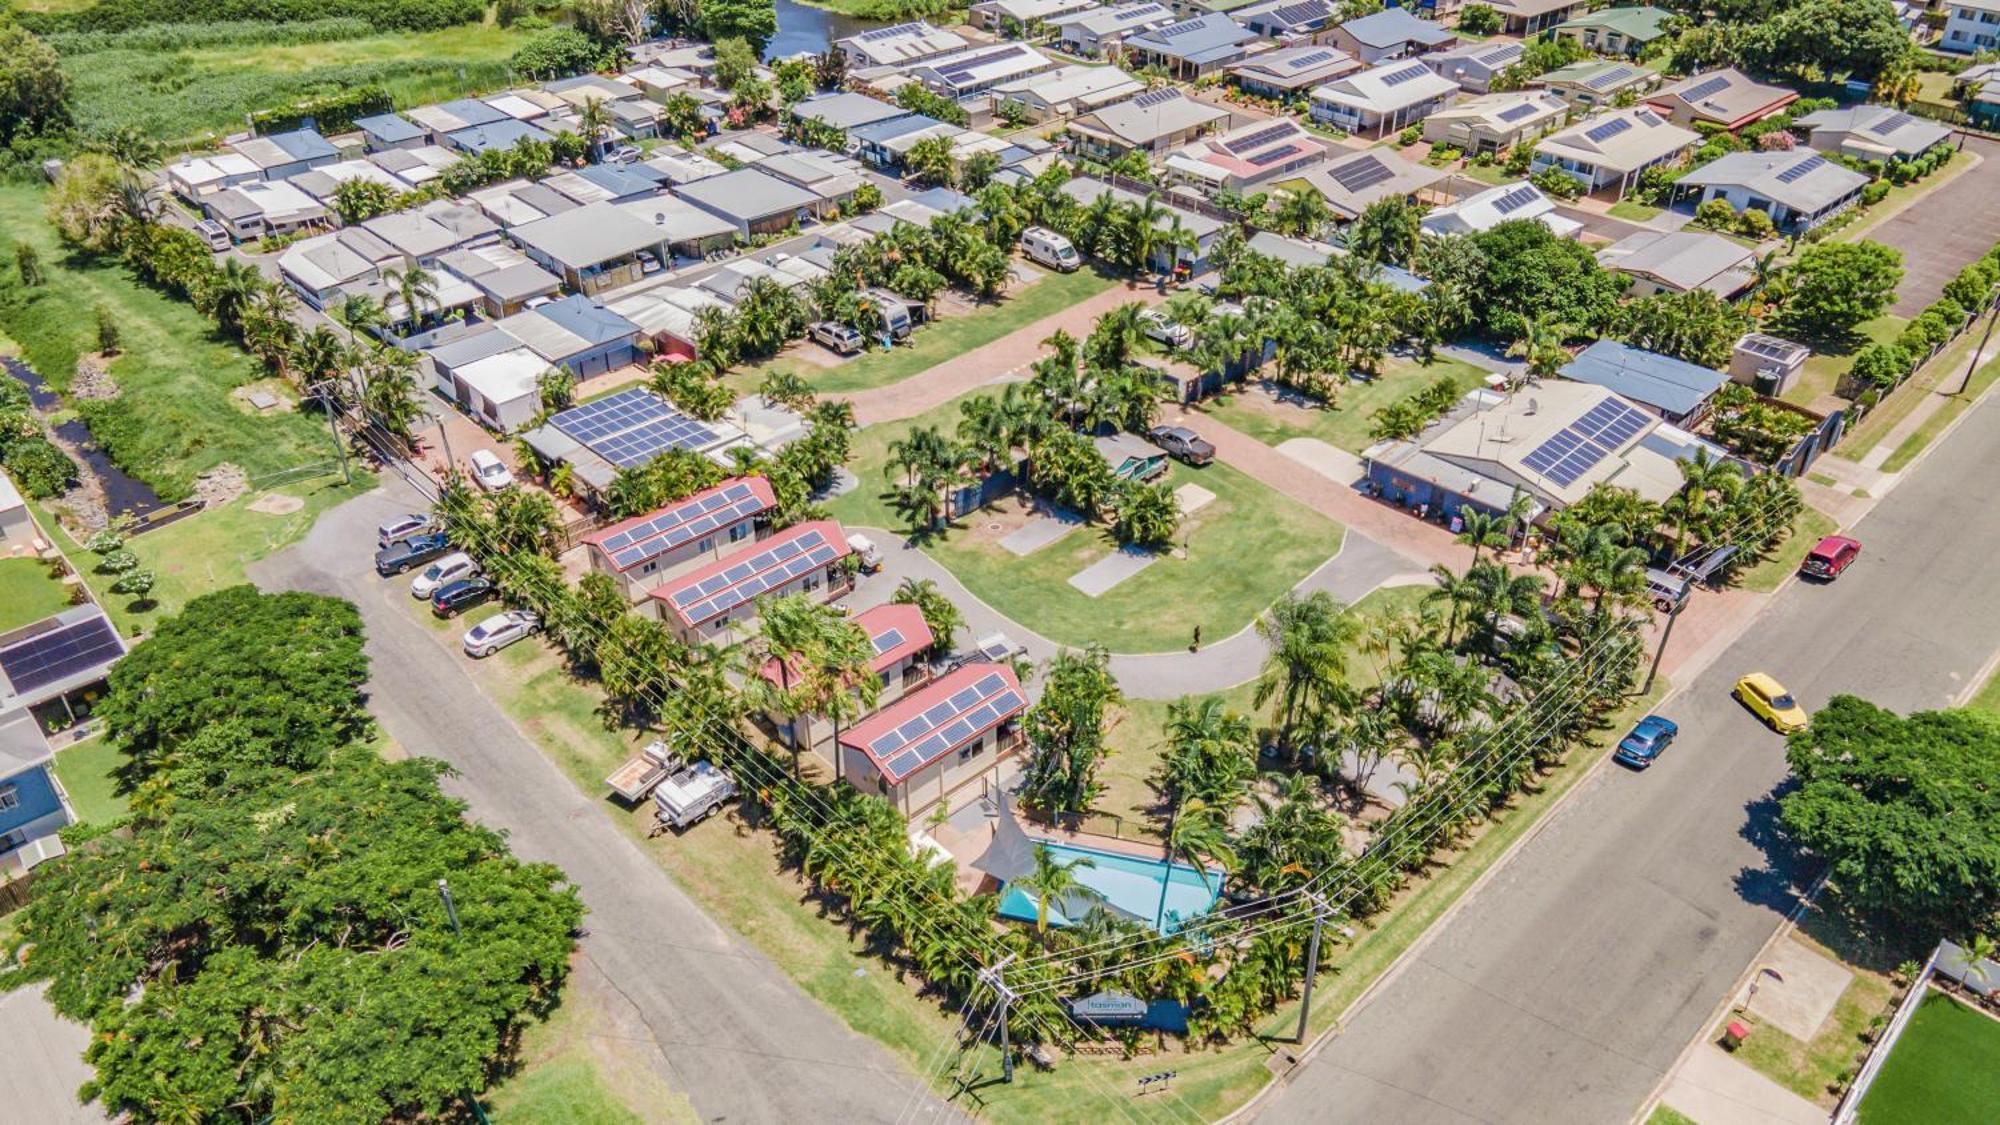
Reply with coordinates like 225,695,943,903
0,786,17,812
958,740,982,764
697,537,713,553
729,523,750,542
803,573,821,592
642,559,657,575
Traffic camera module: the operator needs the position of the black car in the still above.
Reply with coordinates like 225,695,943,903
430,576,496,618
374,531,451,576
1148,425,1216,466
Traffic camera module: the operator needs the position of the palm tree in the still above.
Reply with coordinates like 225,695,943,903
577,97,612,162
1254,591,1361,758
1156,798,1236,931
1507,311,1571,384
359,346,425,443
891,576,965,649
386,265,439,330
205,258,267,336
1272,188,1331,240
1424,562,1481,648
294,326,347,386
1121,193,1169,276
334,292,387,343
1665,448,1744,556
1455,510,1508,565
905,135,957,188
1017,844,1097,941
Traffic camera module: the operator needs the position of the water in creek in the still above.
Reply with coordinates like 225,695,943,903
766,0,891,60
2,354,167,519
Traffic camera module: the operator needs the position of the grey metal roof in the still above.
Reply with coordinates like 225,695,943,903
1597,230,1755,294
1072,88,1228,145
791,91,911,131
536,294,640,346
1339,7,1455,48
267,128,338,162
510,200,669,269
1561,339,1728,417
1127,13,1254,58
448,119,553,154
1678,150,1870,214
672,168,820,221
355,113,425,144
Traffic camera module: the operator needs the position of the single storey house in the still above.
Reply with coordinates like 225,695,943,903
992,64,1147,121
203,179,328,241
1123,14,1258,79
971,0,1102,33
407,99,509,142
1552,6,1674,57
444,119,554,157
1419,181,1580,238
836,662,1027,819
1233,0,1340,43
1560,339,1730,426
354,113,429,153
228,128,339,181
1164,116,1327,193
0,606,128,872
1480,0,1589,36
1646,68,1797,131
1057,176,1228,271
436,244,564,317
789,91,912,135
1531,106,1698,197
908,42,1058,99
673,167,822,239
1595,230,1758,298
277,227,402,308
1331,7,1456,64
1309,58,1459,137
163,152,261,202
1068,87,1230,158
1534,60,1658,109
1057,2,1178,56
584,476,777,603
1227,45,1363,99
1421,90,1568,155
1792,105,1955,163
837,21,969,69
651,520,854,643
1299,146,1448,219
1675,149,1869,233
509,200,682,294
1422,39,1526,95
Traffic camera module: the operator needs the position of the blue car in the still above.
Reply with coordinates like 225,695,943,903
1614,715,1679,769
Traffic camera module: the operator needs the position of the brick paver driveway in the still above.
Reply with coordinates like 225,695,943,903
1864,134,2000,316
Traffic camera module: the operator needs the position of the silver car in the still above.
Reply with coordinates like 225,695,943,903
377,512,433,548
462,609,540,657
411,551,478,599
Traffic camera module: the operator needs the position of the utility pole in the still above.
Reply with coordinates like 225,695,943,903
1952,287,2000,396
436,880,491,1124
311,381,351,484
1642,592,1684,696
977,955,1019,1083
1295,893,1337,1044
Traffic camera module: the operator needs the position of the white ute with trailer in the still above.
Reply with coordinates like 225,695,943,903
653,761,738,830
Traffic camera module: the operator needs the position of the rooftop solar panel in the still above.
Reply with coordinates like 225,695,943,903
1583,116,1632,143
1582,66,1635,92
1379,64,1431,88
1132,87,1182,108
1518,398,1651,488
1676,75,1731,104
1867,111,1914,135
1288,49,1336,69
1328,153,1393,192
1223,122,1297,156
1491,185,1540,215
0,613,122,695
1774,153,1827,184
1247,142,1305,167
1272,0,1328,25
873,628,906,656
1497,101,1542,123
1482,43,1524,65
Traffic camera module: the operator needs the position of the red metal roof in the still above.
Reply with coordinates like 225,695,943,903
758,602,935,687
580,476,776,573
650,519,850,629
838,662,1026,784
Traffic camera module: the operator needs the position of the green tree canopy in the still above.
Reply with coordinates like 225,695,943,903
0,24,71,147
1471,220,1624,341
1780,695,2000,940
98,585,370,786
1020,645,1121,816
1779,240,1903,341
1742,0,1914,82
1618,288,1751,368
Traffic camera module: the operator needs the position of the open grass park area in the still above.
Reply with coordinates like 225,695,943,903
0,183,340,501
0,555,78,634
1857,992,2000,1125
49,20,536,147
1200,355,1492,456
51,736,127,827
732,266,1119,397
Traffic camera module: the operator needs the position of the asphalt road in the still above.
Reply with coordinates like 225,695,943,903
1864,134,2000,317
250,481,947,1125
1257,387,2000,1125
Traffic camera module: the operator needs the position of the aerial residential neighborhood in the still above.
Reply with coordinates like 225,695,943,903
2,0,2000,1123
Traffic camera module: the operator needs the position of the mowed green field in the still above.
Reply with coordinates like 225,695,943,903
1858,992,2000,1125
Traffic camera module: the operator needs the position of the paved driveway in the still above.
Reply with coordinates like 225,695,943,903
1863,134,2000,316
249,480,947,1125
1256,379,2000,1124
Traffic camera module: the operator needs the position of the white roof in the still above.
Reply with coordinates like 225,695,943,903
1536,107,1699,172
838,21,969,66
543,170,617,206
165,153,259,188
1061,2,1173,35
910,42,1054,90
1313,59,1459,114
1678,150,1870,214
994,63,1144,112
484,93,550,121
278,229,395,293
406,104,474,135
623,65,695,91
613,196,737,244
1794,104,1954,158
313,159,410,190
607,285,729,341
1420,181,1580,237
1163,117,1325,185
225,180,323,221
974,0,1099,19
455,347,547,407
470,180,559,227
644,149,730,184
1071,87,1230,146
1423,90,1567,133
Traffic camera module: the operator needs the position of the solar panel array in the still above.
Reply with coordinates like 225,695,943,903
859,22,921,41
1583,66,1636,91
550,387,720,470
1520,398,1651,487
1775,153,1827,184
872,628,906,656
1154,17,1207,38
936,44,1028,82
1222,121,1295,155
1738,335,1797,361
1676,75,1731,104
1867,111,1914,135
1248,142,1306,167
1379,64,1431,88
1584,116,1632,143
867,672,1026,780
599,482,768,571
1132,87,1182,108
1491,185,1540,215
1329,153,1393,192
668,528,842,624
1271,0,1329,25
1497,101,1543,123
1285,49,1338,71
1482,43,1524,65
0,614,122,695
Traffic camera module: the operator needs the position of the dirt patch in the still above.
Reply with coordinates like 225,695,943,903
192,463,248,508
962,494,1048,542
1225,380,1339,426
230,379,296,414
70,356,119,401
246,491,305,515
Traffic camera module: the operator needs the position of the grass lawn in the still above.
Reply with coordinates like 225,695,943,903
922,460,1343,652
1737,505,1837,594
44,471,377,636
1837,321,1986,461
60,23,537,146
486,957,694,1125
1880,350,2000,472
1457,162,1515,187
0,183,339,500
1787,314,1906,408
1648,1107,1700,1125
1723,968,1896,1106
1857,992,2000,1125
0,556,77,634
1608,200,1664,221
1201,356,1492,456
731,266,1118,396
52,736,128,827
1969,662,2000,714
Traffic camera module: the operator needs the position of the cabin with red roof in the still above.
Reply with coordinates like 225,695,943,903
837,662,1028,818
649,519,853,643
581,476,777,606
761,603,937,755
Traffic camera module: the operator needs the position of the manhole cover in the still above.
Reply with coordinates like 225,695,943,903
987,522,1001,532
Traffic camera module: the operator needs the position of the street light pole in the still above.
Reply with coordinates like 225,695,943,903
310,381,351,485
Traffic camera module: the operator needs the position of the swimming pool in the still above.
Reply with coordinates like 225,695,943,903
997,840,1224,935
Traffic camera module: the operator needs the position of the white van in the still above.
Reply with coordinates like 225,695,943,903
1021,227,1080,272
194,219,232,252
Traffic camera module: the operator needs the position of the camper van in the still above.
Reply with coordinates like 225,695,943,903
860,288,914,341
1021,227,1080,272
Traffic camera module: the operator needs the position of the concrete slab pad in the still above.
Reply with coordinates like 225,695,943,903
1001,510,1080,556
1662,1043,1826,1125
1175,483,1215,515
246,390,280,411
1744,937,1853,1041
1068,548,1155,596
1276,437,1365,487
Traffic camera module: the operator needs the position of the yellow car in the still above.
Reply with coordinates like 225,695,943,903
1734,673,1810,733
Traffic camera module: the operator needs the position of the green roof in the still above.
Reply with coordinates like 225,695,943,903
1555,5,1674,42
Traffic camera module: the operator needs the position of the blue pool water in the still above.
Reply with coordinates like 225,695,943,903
997,841,1224,935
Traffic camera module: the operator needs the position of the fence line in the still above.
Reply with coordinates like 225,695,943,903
1832,943,1941,1124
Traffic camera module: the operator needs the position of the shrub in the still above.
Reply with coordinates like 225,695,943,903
1397,125,1421,146
1694,197,1738,230
1529,165,1581,199
509,27,611,81
2,436,78,498
1847,343,1911,390
1458,3,1501,34
1735,207,1775,240
1860,180,1890,206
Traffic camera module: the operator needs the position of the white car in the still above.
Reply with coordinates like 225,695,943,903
469,449,514,492
462,609,540,657
411,551,478,599
1140,309,1192,350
